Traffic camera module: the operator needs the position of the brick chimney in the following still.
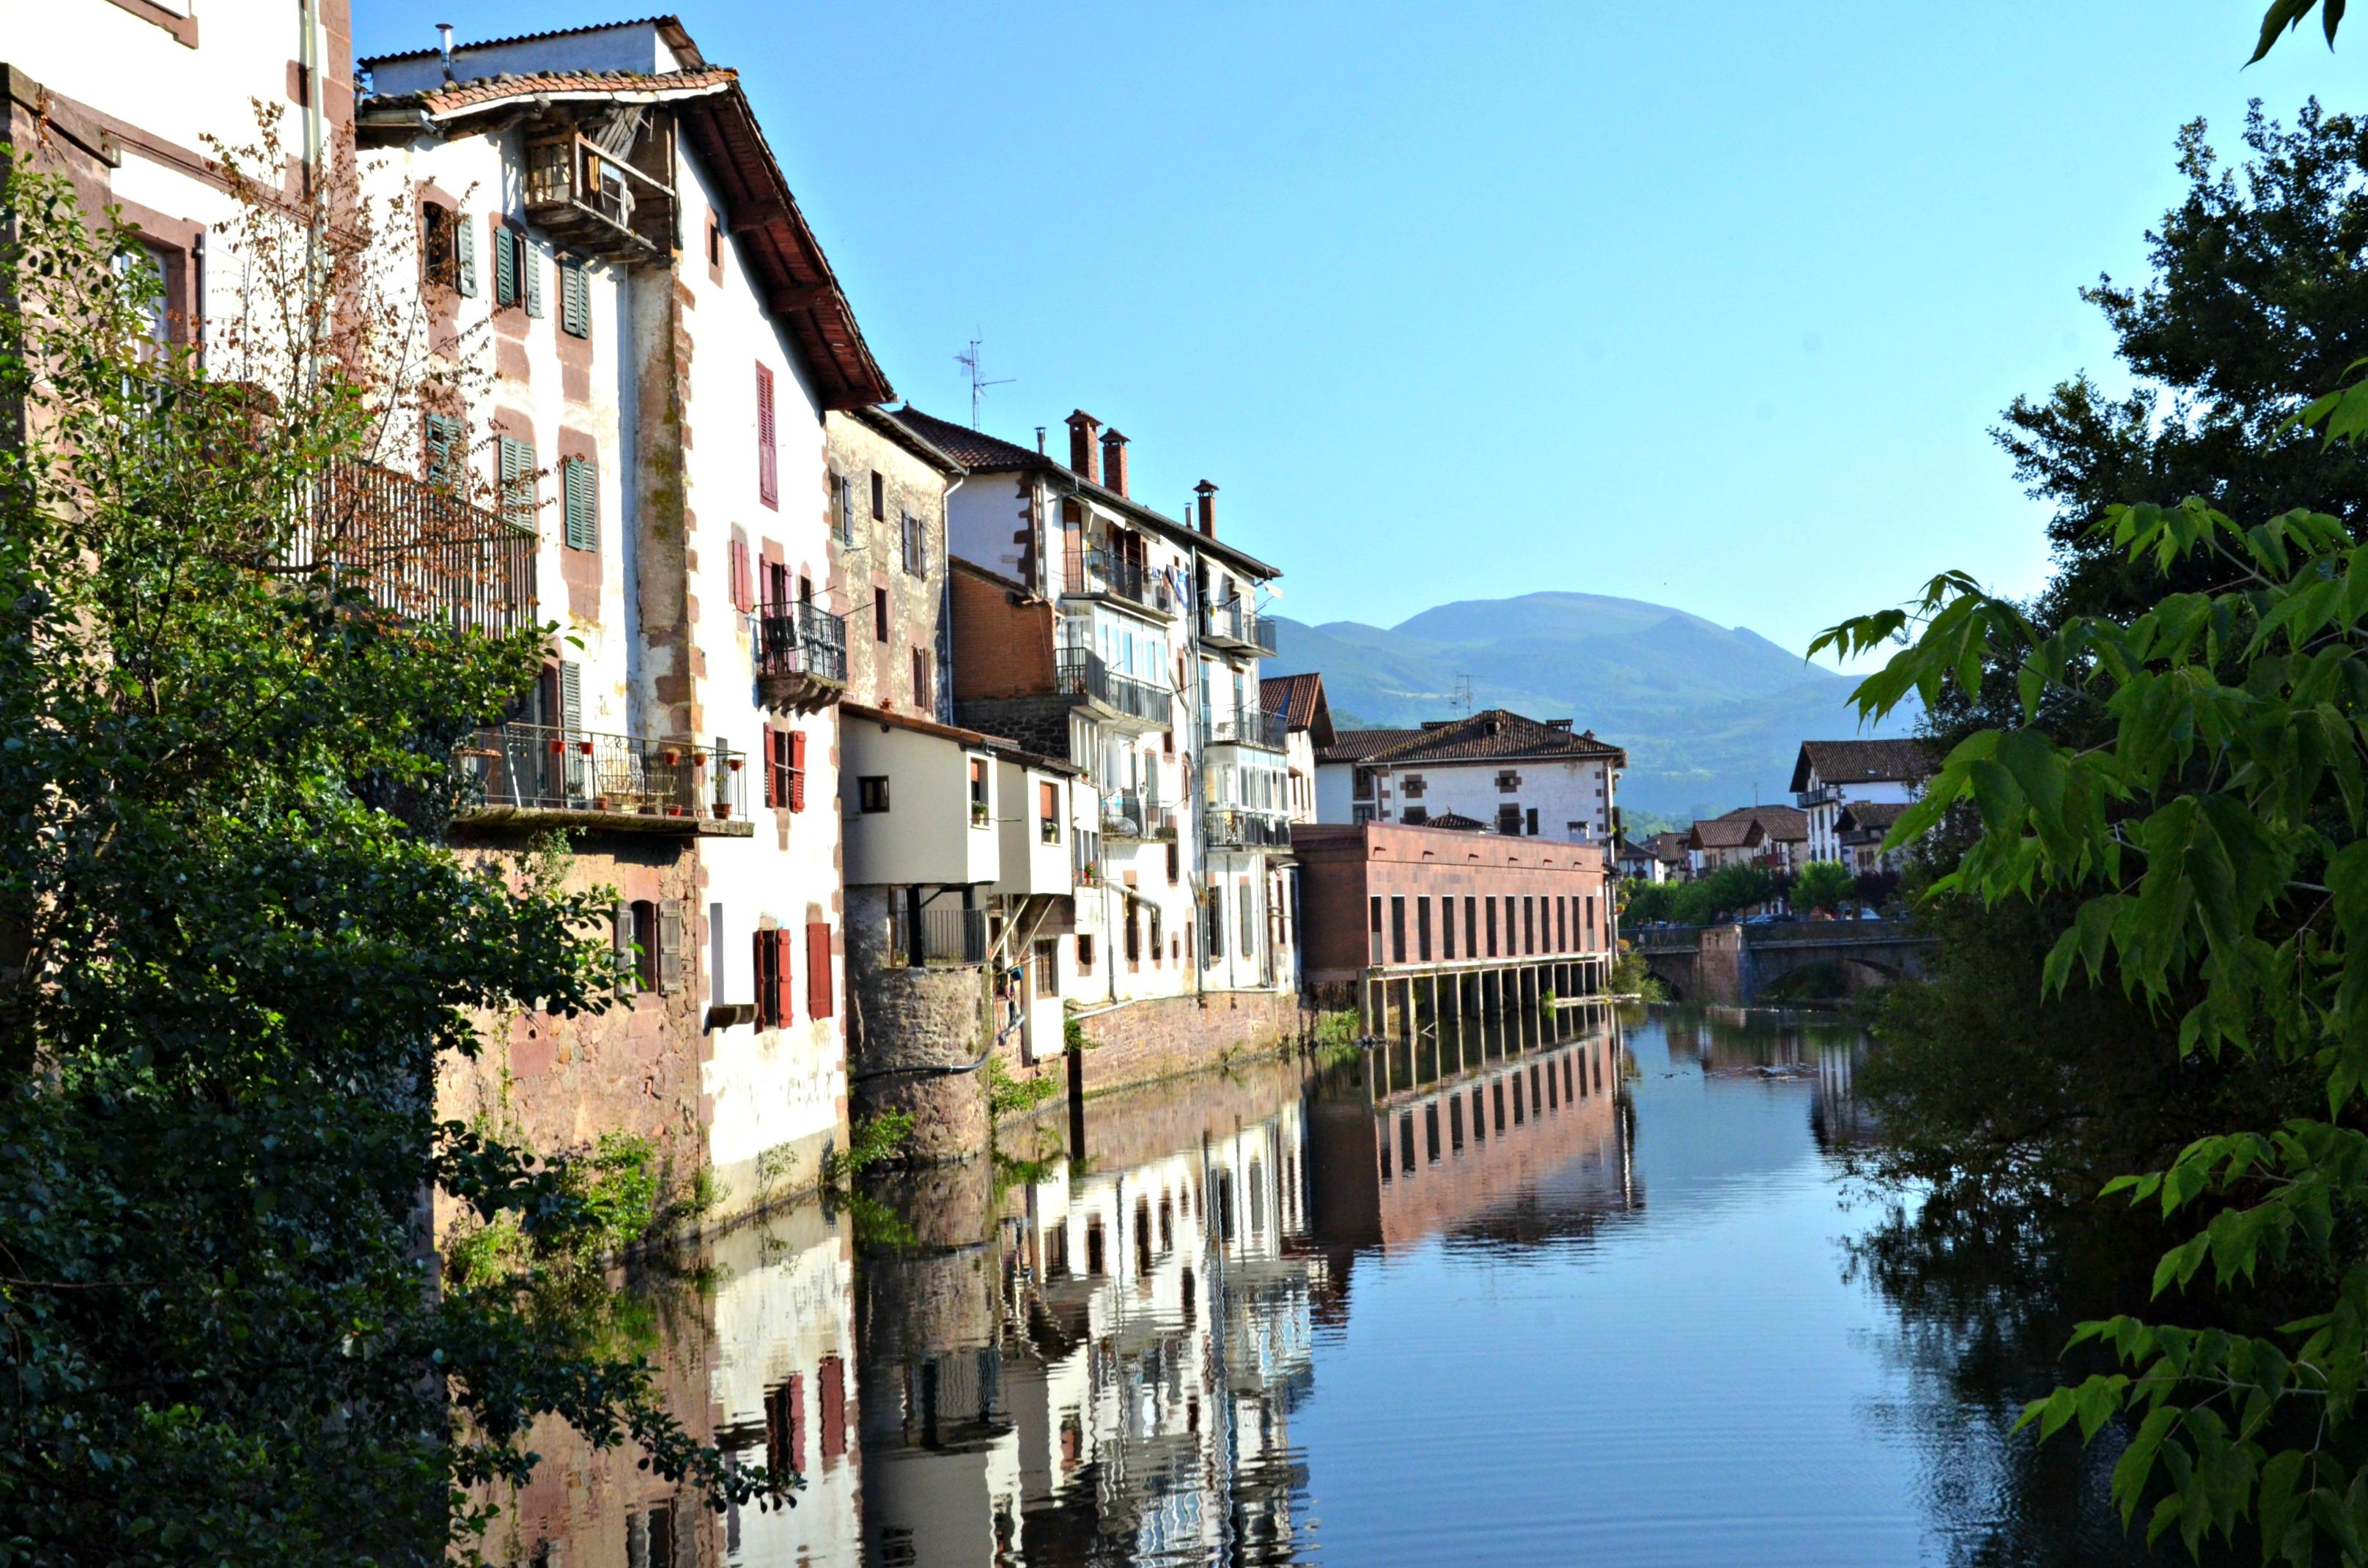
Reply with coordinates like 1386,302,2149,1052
1065,410,1102,484
1101,429,1129,497
1194,479,1217,537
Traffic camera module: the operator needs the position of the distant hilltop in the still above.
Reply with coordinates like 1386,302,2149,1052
1264,591,1917,818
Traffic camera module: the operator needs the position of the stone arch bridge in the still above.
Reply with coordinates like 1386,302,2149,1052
1633,920,1935,1005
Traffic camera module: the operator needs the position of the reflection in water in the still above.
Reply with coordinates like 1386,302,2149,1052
481,1004,2173,1567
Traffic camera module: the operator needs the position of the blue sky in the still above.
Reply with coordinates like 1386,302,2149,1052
356,2,2354,665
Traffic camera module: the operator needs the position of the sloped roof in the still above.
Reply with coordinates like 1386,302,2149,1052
1261,673,1335,747
849,406,967,475
1643,831,1692,862
1317,708,1625,769
1836,799,1911,834
357,68,892,410
1317,728,1421,763
893,406,1283,580
1790,739,1933,792
1425,811,1490,832
1716,802,1809,841
1689,817,1763,850
358,15,701,69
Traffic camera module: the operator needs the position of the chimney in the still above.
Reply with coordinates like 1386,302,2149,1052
1064,410,1102,484
437,22,456,79
1194,479,1217,537
1034,425,1046,455
1101,429,1129,498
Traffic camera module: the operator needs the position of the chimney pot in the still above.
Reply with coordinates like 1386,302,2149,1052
1194,479,1217,537
1064,410,1102,485
437,22,456,78
1101,429,1129,498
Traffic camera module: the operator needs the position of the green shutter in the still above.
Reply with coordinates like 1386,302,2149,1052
523,238,544,319
563,458,597,552
498,435,534,524
454,215,477,298
493,224,517,306
561,257,589,339
561,659,582,731
426,415,462,488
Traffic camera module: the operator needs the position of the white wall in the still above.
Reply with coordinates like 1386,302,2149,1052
841,723,998,887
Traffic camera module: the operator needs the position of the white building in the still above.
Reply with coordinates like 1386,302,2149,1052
1262,672,1335,826
1314,709,1624,846
1790,740,1930,865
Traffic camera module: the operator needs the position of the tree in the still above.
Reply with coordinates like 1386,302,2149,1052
0,147,772,1559
1793,859,1858,915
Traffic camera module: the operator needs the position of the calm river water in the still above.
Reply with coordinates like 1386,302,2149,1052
486,1005,2161,1567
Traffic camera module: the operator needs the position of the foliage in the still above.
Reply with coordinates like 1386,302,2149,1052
1623,862,1779,926
0,155,769,1561
1609,951,1668,1002
1812,465,2368,1560
1794,859,1859,914
987,1054,1061,1118
823,1112,912,1183
2254,0,2346,62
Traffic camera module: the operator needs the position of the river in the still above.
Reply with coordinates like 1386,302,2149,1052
481,1004,2166,1567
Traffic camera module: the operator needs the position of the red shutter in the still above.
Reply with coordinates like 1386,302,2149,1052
730,539,753,613
756,363,778,509
762,728,781,808
752,929,773,1028
806,920,833,1018
789,729,807,812
819,1356,846,1462
772,928,797,1026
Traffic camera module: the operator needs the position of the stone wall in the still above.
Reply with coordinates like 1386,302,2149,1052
844,884,990,1161
992,988,1311,1113
825,410,951,716
951,693,1077,762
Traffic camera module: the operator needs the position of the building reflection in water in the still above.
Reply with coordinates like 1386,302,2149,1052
1660,1003,1869,1152
472,1005,1635,1567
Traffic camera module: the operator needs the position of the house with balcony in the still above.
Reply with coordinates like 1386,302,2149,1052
356,15,892,1208
1313,709,1625,855
1790,739,1932,865
920,404,1296,1032
1262,672,1336,826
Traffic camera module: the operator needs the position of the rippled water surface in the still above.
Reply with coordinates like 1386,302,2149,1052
486,1005,2136,1567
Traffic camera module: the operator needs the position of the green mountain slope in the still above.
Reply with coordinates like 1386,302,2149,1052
1266,591,1915,818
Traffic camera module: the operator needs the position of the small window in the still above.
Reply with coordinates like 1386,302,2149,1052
1403,805,1428,825
912,647,932,713
870,470,885,520
1039,780,1061,844
706,212,724,271
1076,933,1095,973
1165,839,1180,884
969,758,989,826
873,588,890,643
561,456,597,551
626,900,659,991
756,363,778,509
422,201,476,297
498,435,536,525
493,223,521,308
1401,774,1425,799
1239,881,1255,959
559,255,591,338
857,775,890,813
1033,937,1058,996
1527,807,1540,836
901,511,927,577
424,414,465,489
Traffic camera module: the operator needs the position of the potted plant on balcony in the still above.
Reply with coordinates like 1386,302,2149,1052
971,800,990,828
712,800,731,821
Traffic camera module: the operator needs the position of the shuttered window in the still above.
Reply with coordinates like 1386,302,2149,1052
522,234,545,318
805,921,833,1019
788,728,806,811
493,222,518,306
498,435,535,525
753,928,795,1029
453,211,477,297
729,535,753,613
558,660,582,733
561,456,597,551
755,363,778,509
658,901,685,994
765,1377,804,1479
559,255,590,338
424,414,463,489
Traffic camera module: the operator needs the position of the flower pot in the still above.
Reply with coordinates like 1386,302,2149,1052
727,757,744,772
577,740,594,756
663,749,681,766
594,796,613,811
667,805,686,818
548,740,565,755
711,802,731,820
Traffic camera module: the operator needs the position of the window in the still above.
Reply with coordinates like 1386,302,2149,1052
1165,840,1180,884
1148,906,1162,965
1524,896,1536,955
1416,896,1431,961
1369,895,1383,964
1124,903,1142,969
1402,806,1428,825
1077,933,1095,973
870,470,885,520
857,776,889,813
1353,767,1376,801
1401,774,1425,799
912,647,933,713
1496,769,1521,793
1556,897,1568,952
493,222,522,307
1204,895,1223,966
421,202,475,296
558,254,590,338
806,921,833,1018
1465,895,1477,953
1442,895,1456,960
1497,803,1522,836
498,435,536,525
424,414,464,489
753,927,794,1029
901,511,926,576
626,1504,673,1568
873,588,889,643
521,234,544,318
1239,881,1255,959
1033,938,1058,996
765,1377,805,1480
729,531,754,613
1352,804,1376,825
1527,807,1540,836
1486,897,1498,957
834,473,856,544
560,456,597,551
764,728,806,810
969,758,989,826
1390,895,1406,964
1039,780,1061,844
755,363,778,509
707,212,725,272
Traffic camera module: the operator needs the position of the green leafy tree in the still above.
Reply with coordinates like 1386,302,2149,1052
0,149,771,1560
1793,859,1859,915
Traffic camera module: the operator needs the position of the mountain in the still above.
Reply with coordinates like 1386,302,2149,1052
1264,591,1916,819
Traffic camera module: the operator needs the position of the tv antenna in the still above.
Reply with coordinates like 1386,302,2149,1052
955,334,1014,429
1451,673,1473,717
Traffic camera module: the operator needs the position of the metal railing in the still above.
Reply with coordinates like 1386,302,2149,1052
1061,547,1173,613
1054,649,1173,728
1103,785,1174,841
892,903,989,967
1203,710,1288,752
292,456,537,637
1203,807,1292,850
1200,597,1278,653
523,133,669,260
457,722,745,819
756,602,849,686
1796,785,1842,809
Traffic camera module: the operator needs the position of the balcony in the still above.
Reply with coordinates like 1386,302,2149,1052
1796,785,1842,809
1203,710,1288,752
890,903,989,967
1199,597,1277,655
455,722,750,835
295,456,537,637
1103,786,1175,842
756,602,849,712
1203,807,1292,851
523,132,674,265
1061,547,1175,617
1054,649,1173,731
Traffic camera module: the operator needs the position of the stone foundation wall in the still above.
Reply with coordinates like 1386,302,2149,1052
951,694,1077,761
993,988,1311,1114
844,884,990,1161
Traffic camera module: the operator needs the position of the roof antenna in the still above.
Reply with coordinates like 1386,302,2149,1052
1451,673,1472,717
955,333,1014,429
436,23,455,80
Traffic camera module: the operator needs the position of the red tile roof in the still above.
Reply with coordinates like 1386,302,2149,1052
1260,672,1335,747
1790,739,1933,792
1715,802,1808,840
1317,728,1420,763
358,15,700,70
1316,709,1623,768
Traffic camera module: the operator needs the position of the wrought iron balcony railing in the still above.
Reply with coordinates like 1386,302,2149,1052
891,903,989,967
1203,807,1292,851
1061,547,1173,614
1054,649,1173,729
1203,710,1288,752
457,722,745,821
295,456,538,637
1796,785,1842,809
756,601,849,686
1102,786,1174,842
1199,597,1277,654
523,132,673,263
